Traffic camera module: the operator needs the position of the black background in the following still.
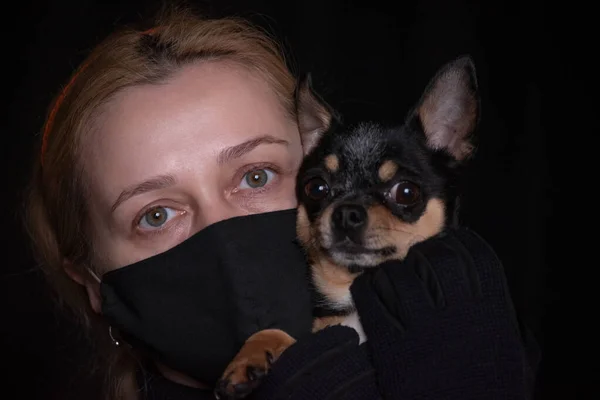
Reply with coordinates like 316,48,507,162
2,0,586,398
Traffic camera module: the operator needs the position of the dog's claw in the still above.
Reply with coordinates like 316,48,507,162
214,377,257,400
247,365,266,382
214,379,228,400
214,366,267,399
215,330,296,399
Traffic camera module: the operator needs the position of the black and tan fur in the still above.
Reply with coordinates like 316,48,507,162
215,56,481,399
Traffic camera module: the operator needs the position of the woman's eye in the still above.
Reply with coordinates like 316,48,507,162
239,168,275,189
138,206,177,229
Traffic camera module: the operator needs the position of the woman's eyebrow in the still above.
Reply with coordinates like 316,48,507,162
111,174,177,213
217,135,289,165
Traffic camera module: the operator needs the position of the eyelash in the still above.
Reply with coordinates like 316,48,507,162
133,205,183,238
132,163,282,237
233,162,281,195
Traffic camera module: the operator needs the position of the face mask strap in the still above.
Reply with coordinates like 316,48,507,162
86,267,102,284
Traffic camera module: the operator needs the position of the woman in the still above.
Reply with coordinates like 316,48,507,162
24,6,538,400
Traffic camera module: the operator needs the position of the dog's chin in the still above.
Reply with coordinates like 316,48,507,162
324,243,396,271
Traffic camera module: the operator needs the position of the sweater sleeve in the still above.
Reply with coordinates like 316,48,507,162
250,325,381,400
350,227,540,399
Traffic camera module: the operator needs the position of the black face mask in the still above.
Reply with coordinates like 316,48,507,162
98,209,313,386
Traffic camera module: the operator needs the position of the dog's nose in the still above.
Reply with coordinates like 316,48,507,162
331,204,368,234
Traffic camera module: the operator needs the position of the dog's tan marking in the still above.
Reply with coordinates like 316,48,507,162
218,329,296,397
298,205,359,307
378,160,398,182
366,198,446,259
300,202,334,252
296,205,312,247
324,154,339,173
317,204,335,247
312,315,347,332
311,256,360,307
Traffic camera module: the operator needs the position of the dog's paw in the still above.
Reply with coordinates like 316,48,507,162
214,329,296,400
214,351,273,399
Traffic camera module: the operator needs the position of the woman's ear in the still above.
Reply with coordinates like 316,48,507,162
63,260,102,314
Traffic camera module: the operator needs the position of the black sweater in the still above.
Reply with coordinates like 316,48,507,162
141,228,540,400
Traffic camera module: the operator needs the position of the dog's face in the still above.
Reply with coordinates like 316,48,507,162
297,121,452,269
294,57,480,306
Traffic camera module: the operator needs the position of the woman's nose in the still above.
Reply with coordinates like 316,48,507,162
194,198,244,232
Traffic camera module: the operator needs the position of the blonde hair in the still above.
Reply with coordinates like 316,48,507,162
24,6,296,399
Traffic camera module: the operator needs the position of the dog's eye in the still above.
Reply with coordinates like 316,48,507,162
304,177,330,201
390,181,420,206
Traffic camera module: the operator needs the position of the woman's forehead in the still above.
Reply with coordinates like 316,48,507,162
82,61,301,203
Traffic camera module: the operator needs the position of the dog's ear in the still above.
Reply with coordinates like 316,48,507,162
410,55,480,161
296,73,334,155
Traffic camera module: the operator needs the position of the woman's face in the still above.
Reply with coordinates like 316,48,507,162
84,61,303,271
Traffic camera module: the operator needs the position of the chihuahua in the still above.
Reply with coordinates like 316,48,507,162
215,55,481,399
